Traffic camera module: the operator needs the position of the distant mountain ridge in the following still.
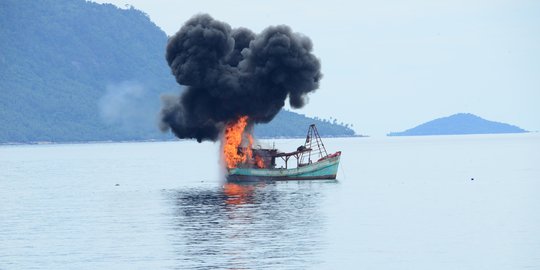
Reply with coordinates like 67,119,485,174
388,113,527,136
0,0,355,143
255,110,356,138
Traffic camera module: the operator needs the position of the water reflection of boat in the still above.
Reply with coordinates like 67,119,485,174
223,182,255,205
168,183,326,269
227,124,341,182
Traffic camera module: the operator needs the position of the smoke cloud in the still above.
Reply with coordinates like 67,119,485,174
100,81,158,132
160,14,322,142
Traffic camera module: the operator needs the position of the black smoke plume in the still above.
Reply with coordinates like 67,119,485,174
160,14,322,142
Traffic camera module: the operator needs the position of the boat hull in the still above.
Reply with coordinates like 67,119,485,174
226,154,340,182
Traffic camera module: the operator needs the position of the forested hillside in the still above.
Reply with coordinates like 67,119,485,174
0,0,355,143
0,0,177,142
255,110,356,138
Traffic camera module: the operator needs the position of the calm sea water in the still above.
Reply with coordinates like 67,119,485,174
1,134,539,269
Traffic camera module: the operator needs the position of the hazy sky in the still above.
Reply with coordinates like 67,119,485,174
93,0,539,136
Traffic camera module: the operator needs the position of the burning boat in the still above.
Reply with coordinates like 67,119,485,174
224,121,341,182
160,15,333,181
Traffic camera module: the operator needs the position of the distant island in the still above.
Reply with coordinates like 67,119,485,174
0,0,355,143
388,113,527,136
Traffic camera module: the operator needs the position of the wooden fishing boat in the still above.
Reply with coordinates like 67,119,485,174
226,124,341,182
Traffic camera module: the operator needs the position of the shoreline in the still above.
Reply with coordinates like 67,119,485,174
0,134,368,146
3,132,539,147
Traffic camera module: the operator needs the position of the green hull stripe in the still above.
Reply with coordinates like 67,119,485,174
228,156,340,179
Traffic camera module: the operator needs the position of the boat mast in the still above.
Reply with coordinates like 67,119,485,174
301,124,328,164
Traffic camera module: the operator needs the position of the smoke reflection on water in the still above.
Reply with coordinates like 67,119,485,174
164,182,331,270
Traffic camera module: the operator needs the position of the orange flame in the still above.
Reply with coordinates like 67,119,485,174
255,155,265,168
245,133,254,163
223,116,251,169
222,116,268,169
